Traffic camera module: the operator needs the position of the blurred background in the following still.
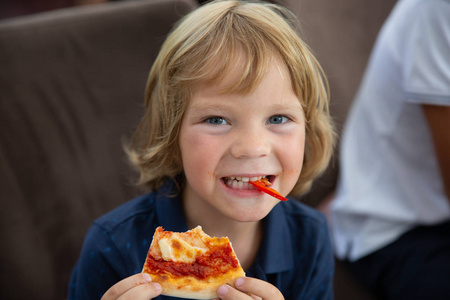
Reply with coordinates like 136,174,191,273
0,0,110,19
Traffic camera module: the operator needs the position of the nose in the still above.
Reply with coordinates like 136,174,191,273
230,126,271,159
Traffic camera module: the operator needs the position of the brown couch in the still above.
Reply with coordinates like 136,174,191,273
0,0,396,299
0,0,197,298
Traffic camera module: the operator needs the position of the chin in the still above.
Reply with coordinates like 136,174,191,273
227,203,275,223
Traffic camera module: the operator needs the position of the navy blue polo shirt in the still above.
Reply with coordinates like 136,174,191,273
69,180,334,299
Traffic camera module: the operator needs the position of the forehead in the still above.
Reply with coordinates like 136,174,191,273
190,55,301,112
194,50,293,97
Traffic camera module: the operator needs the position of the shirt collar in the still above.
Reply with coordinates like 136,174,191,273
155,179,189,232
155,179,294,274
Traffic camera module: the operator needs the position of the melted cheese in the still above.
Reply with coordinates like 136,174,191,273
159,235,207,263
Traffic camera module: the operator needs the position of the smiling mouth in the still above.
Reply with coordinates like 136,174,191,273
222,175,274,190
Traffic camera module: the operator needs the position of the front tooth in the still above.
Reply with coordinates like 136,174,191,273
236,177,242,181
250,176,258,182
242,177,250,182
230,177,235,180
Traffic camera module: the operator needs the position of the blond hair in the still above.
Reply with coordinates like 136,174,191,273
128,0,335,196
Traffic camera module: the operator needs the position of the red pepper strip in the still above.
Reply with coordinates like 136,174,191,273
249,180,288,201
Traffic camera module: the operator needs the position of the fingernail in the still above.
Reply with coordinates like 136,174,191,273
217,285,229,296
235,277,245,287
152,282,162,292
142,273,152,282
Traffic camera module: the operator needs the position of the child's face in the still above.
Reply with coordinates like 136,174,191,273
179,56,305,222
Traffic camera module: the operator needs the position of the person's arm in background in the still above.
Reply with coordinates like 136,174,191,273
414,1,450,205
423,105,450,203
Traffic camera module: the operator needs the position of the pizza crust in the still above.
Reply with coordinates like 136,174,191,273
154,271,244,299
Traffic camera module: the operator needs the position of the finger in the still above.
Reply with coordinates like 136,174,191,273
234,277,284,300
216,285,261,300
117,281,162,300
216,284,251,300
101,273,161,300
216,283,262,300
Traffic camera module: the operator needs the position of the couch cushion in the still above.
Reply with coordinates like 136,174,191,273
0,0,197,298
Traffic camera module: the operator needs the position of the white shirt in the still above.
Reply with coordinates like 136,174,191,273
330,0,450,261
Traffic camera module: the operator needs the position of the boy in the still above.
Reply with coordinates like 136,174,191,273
69,1,336,299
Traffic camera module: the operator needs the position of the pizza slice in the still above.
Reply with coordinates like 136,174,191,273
142,226,245,299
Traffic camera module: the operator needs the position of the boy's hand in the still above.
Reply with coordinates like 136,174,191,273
215,277,284,300
101,273,162,300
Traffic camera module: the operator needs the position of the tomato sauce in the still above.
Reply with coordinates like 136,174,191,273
144,243,239,279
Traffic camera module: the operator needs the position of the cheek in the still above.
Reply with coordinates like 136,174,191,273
280,132,305,184
283,128,305,160
283,144,304,176
180,135,200,174
179,131,218,180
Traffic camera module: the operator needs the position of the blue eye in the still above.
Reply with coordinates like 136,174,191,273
206,117,228,125
267,115,288,124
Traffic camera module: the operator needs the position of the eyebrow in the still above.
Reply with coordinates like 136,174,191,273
188,102,229,112
188,100,303,114
270,101,303,111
